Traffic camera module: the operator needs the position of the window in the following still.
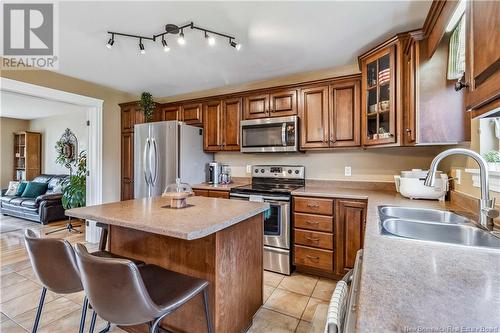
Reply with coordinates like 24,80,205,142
447,14,466,80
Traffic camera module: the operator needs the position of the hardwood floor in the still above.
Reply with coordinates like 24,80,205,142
0,215,335,333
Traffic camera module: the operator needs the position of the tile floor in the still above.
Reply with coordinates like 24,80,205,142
0,215,336,332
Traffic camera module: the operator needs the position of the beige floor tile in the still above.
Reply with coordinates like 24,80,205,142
0,312,9,323
14,297,81,331
0,272,28,288
311,278,337,301
264,271,285,288
301,297,328,322
16,267,37,282
0,288,60,318
264,289,309,319
1,260,32,274
278,273,318,296
295,320,312,333
0,279,40,303
62,291,86,305
0,317,26,333
37,308,110,333
248,308,299,333
264,285,275,303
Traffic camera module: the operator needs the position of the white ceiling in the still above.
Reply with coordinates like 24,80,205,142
56,1,431,97
0,91,87,119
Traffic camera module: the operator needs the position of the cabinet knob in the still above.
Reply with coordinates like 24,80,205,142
454,74,469,91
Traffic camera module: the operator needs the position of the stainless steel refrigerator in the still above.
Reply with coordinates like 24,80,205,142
134,121,213,198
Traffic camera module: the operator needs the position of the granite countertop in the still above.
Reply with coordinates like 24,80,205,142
66,196,268,240
292,182,500,332
191,178,250,191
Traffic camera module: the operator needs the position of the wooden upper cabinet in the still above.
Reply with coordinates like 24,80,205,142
160,105,179,121
269,89,298,117
203,100,222,152
222,98,241,151
465,0,500,117
299,86,330,149
329,80,360,147
181,103,203,125
121,103,144,133
243,94,269,120
334,200,366,276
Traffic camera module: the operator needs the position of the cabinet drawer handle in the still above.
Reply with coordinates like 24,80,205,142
305,237,320,242
305,221,319,225
307,203,320,208
306,255,320,261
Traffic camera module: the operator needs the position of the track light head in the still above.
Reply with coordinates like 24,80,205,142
139,40,145,54
230,40,241,51
177,29,186,45
205,31,215,46
162,38,170,52
106,36,114,49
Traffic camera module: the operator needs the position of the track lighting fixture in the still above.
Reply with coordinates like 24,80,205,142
177,29,186,45
139,39,145,54
105,21,241,54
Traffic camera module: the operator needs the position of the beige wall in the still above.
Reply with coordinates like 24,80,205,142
0,117,29,187
0,70,136,203
29,110,88,175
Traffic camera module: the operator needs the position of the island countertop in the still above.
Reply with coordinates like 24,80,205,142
66,196,269,240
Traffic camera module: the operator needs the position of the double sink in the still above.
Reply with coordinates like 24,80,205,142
379,206,500,249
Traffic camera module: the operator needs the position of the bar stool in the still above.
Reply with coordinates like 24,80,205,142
24,229,144,333
74,243,213,333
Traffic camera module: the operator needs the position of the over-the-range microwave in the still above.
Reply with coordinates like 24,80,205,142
240,115,299,153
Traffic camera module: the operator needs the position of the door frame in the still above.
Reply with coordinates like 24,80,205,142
1,77,103,243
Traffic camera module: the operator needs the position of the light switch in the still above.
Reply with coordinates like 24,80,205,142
246,165,252,174
455,169,461,185
345,166,352,177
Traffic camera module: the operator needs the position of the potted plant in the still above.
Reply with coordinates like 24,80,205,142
61,151,87,210
139,92,155,122
484,150,500,171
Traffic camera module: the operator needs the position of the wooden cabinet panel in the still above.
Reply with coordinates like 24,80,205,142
299,86,330,149
294,196,334,215
243,94,269,120
270,89,297,117
329,80,360,147
335,200,366,276
294,245,333,271
121,105,135,133
203,101,222,152
465,0,500,116
208,190,230,199
181,103,203,125
193,189,209,197
160,105,179,121
121,133,134,201
222,98,241,151
293,213,333,232
294,229,333,250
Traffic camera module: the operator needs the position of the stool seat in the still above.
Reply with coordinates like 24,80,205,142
92,251,144,266
139,264,208,311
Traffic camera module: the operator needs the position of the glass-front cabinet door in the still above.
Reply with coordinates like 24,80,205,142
361,46,396,145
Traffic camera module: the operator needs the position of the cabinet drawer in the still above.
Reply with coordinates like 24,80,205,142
294,197,334,215
294,245,333,271
193,189,209,197
294,229,333,250
208,190,230,199
294,213,333,232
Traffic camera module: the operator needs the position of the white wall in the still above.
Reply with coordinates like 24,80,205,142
29,110,88,175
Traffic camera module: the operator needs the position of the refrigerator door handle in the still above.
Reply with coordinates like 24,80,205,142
143,138,151,186
151,138,158,185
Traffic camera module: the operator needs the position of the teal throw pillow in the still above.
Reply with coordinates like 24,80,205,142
15,181,28,196
21,182,48,198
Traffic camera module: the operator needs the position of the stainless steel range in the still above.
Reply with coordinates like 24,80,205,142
230,165,305,275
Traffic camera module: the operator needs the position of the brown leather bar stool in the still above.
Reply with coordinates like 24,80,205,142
74,243,213,333
24,229,144,333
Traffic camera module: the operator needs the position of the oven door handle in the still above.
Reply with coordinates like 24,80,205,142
229,193,290,201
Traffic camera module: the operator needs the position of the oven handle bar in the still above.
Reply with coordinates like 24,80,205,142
229,192,290,201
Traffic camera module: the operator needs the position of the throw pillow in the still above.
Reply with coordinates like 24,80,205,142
21,182,48,198
15,181,28,196
5,181,20,196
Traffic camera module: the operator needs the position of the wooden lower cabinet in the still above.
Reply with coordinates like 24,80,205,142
121,132,134,201
193,189,230,199
293,196,366,279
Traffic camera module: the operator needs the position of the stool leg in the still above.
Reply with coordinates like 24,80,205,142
98,321,111,333
202,289,213,333
89,311,97,333
78,296,89,333
31,287,47,333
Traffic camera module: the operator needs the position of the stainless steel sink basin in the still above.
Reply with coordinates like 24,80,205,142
381,219,500,248
379,206,471,224
378,205,500,249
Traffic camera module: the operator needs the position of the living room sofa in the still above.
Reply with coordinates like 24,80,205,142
0,174,69,224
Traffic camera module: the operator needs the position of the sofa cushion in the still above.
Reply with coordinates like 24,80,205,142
20,198,39,209
32,175,53,184
15,182,28,196
21,182,48,198
9,197,26,206
0,195,16,204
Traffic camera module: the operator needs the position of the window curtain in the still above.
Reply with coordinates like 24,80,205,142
447,15,466,80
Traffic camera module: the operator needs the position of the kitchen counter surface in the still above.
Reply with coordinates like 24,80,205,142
191,178,250,191
66,196,268,240
292,182,500,331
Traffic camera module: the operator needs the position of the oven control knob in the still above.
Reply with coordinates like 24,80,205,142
261,169,265,173
288,169,292,174
254,169,258,173
295,170,299,174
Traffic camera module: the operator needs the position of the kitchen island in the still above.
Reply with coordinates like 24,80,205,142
67,196,269,333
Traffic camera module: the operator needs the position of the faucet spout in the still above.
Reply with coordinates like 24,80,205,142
424,148,498,231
